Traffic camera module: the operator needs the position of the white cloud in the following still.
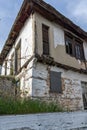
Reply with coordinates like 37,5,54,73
45,0,87,26
66,0,87,23
0,0,23,52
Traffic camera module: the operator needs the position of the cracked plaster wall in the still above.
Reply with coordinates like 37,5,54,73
31,62,87,110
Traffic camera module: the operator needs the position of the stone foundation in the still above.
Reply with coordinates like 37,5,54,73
0,76,17,98
31,62,86,110
14,60,87,111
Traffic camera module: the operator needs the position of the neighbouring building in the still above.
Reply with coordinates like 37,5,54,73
0,0,87,110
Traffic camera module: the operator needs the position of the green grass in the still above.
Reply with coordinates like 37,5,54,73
0,98,64,115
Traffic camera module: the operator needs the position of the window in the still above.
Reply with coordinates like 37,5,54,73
10,53,14,75
42,24,49,55
0,65,2,75
65,32,84,60
81,82,87,109
50,71,62,93
75,41,84,60
5,61,7,75
65,35,73,56
15,40,21,74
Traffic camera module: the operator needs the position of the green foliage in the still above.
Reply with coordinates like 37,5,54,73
0,75,15,81
0,98,64,115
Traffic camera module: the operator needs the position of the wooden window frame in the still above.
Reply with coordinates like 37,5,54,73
5,61,7,75
75,40,84,60
65,34,74,56
65,32,85,60
10,53,14,75
15,40,21,74
42,24,49,55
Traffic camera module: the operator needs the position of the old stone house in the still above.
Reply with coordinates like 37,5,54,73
0,0,87,110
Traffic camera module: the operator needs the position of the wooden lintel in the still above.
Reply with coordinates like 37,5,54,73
35,54,87,75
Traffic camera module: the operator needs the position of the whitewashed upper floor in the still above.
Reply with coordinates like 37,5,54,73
1,8,87,76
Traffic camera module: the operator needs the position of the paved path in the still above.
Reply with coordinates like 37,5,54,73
0,111,87,130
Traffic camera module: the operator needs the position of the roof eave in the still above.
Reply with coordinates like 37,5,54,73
0,0,33,65
32,0,87,39
0,0,87,65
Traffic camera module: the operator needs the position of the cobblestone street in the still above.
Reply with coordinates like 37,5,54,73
0,111,87,130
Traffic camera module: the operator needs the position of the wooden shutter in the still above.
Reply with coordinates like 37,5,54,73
5,61,7,75
75,41,84,60
15,40,21,74
17,45,21,71
50,71,62,93
10,53,14,75
42,24,49,55
65,34,73,56
15,49,17,74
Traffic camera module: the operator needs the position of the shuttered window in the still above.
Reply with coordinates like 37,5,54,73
75,41,84,60
10,53,14,75
42,24,49,55
5,61,7,75
15,40,21,74
65,32,85,60
65,35,73,56
50,71,62,93
17,45,21,71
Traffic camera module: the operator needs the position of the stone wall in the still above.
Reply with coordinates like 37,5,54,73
32,62,86,111
0,61,85,111
0,76,17,98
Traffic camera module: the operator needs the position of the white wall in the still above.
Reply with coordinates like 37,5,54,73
53,25,65,48
1,14,34,75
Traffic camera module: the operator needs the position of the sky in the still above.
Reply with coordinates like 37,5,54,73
0,0,87,52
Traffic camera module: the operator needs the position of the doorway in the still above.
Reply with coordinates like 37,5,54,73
81,82,87,109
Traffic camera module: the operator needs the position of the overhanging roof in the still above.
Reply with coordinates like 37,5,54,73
0,0,87,65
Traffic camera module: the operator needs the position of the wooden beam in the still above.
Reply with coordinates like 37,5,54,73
35,54,87,75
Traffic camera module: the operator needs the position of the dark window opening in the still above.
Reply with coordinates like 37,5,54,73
10,53,14,75
50,71,62,93
5,61,7,75
75,41,84,60
15,40,21,74
65,34,73,56
42,24,49,55
81,82,87,109
65,32,84,60
15,79,20,96
66,39,73,55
